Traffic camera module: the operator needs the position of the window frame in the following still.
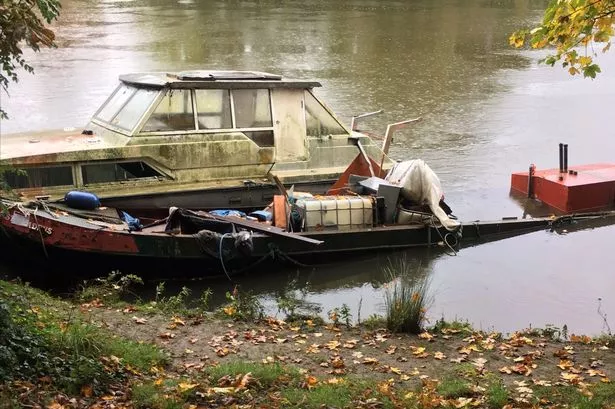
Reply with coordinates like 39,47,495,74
79,160,168,187
91,84,164,137
304,90,350,137
136,88,276,145
1,164,76,190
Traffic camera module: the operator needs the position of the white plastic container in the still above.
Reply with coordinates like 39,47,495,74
295,196,373,231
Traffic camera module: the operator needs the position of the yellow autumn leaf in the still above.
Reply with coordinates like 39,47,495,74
80,385,93,398
434,351,446,360
390,367,402,375
455,397,473,408
306,375,319,386
411,346,426,355
419,332,434,341
178,382,199,392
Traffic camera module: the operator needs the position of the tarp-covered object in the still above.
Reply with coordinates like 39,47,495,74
385,160,461,231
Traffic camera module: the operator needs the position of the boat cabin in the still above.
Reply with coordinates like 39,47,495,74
0,71,391,211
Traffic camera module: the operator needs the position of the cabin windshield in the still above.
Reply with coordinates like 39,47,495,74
94,84,159,132
304,91,348,136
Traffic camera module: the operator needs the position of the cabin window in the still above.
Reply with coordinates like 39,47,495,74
111,88,159,131
195,90,232,129
82,161,162,185
232,89,274,146
2,166,73,189
304,91,348,136
233,89,272,128
142,90,195,132
95,84,136,122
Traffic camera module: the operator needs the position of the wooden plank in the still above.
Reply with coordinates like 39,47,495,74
273,195,288,229
206,213,323,245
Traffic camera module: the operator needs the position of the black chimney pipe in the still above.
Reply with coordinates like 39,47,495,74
564,144,569,172
559,143,564,173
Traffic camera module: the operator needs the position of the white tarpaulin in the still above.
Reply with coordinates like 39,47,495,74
385,159,460,231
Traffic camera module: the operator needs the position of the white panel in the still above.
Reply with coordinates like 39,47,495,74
271,89,308,162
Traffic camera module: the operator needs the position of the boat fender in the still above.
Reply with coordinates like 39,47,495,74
64,191,101,210
234,230,253,256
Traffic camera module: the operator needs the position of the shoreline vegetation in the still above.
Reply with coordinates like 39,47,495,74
1,273,614,409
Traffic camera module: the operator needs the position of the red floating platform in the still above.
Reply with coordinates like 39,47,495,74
511,163,615,213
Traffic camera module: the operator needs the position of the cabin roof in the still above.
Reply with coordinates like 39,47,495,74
119,71,322,89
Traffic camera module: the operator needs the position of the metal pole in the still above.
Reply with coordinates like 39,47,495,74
559,143,564,173
528,164,535,198
563,144,568,172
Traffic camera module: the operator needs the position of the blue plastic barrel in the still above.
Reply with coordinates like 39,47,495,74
64,191,101,210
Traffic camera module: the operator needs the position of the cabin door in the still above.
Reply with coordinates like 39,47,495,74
271,89,308,162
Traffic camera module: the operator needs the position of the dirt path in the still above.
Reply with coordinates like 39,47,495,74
88,305,615,406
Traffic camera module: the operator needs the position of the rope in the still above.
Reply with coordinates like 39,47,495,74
428,215,458,256
32,207,49,259
218,233,233,282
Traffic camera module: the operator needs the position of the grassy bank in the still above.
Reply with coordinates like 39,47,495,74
1,278,615,408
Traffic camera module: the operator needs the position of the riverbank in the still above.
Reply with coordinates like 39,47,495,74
1,278,614,408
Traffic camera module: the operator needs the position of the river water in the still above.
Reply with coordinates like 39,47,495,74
1,0,614,334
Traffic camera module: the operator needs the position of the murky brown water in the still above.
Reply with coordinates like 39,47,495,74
2,0,615,334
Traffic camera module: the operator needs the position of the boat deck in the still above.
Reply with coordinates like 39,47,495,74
511,163,615,213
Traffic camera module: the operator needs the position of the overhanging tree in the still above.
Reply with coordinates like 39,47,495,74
510,0,615,78
0,0,61,119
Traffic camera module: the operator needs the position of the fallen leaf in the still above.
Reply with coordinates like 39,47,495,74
434,351,446,360
171,316,186,326
178,382,199,392
326,340,341,350
159,332,175,339
80,385,93,397
454,397,473,408
132,316,147,325
419,332,434,342
557,359,574,370
385,345,397,355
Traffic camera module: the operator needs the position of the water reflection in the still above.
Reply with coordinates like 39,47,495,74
1,0,614,334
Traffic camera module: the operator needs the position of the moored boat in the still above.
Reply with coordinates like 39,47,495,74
0,71,395,215
4,157,614,278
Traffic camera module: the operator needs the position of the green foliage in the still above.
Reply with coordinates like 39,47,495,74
0,0,61,119
534,383,615,408
436,377,473,399
361,314,386,330
0,279,167,396
219,286,264,321
131,382,185,409
382,258,432,334
153,282,192,314
281,379,394,409
431,318,474,335
197,288,213,313
0,167,26,195
205,361,301,389
510,0,615,78
523,324,568,341
486,381,509,408
328,304,353,328
77,271,144,305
